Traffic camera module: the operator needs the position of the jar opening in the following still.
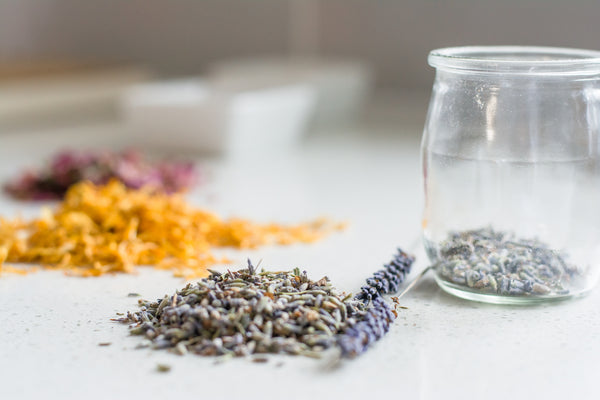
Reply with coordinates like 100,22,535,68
429,46,600,76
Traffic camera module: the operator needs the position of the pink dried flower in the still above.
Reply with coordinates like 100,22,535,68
4,149,199,200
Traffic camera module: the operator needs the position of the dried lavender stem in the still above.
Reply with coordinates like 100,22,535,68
336,248,415,359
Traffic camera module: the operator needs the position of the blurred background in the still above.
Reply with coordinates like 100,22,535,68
1,0,600,149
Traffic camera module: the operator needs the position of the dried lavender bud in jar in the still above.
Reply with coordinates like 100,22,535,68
435,227,579,297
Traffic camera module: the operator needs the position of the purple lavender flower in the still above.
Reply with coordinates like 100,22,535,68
337,248,415,358
357,248,415,302
337,297,396,358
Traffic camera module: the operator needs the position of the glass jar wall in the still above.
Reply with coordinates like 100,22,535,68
421,46,600,304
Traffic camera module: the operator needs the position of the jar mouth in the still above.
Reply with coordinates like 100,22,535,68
429,46,600,75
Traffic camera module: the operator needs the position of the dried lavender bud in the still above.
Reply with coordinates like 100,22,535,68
356,248,415,302
337,248,415,358
118,250,415,361
117,260,371,359
336,297,396,358
434,228,579,297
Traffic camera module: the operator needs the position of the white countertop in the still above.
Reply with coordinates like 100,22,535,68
1,94,599,400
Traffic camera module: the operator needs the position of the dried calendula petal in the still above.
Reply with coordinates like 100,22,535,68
0,180,343,278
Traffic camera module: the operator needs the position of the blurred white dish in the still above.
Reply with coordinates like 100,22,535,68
121,79,227,153
209,57,373,128
225,85,315,156
120,79,315,155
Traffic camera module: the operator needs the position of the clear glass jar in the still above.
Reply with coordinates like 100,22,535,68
421,46,600,304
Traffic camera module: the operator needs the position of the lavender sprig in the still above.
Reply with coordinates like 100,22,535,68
356,248,415,302
337,248,415,358
336,297,396,358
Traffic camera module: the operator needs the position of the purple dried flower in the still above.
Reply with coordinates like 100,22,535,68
337,297,396,358
356,248,415,302
3,149,199,200
337,248,415,358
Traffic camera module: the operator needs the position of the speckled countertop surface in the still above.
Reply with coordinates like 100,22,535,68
1,94,599,400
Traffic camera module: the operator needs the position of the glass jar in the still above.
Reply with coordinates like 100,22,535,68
421,46,600,304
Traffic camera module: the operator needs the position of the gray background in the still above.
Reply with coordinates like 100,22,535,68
1,0,599,89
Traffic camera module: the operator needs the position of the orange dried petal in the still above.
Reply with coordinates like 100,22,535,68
0,180,344,278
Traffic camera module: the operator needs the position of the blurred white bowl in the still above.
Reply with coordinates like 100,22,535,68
226,85,315,156
209,57,373,128
121,79,227,153
120,78,315,155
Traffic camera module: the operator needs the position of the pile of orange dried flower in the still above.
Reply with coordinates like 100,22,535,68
0,180,343,278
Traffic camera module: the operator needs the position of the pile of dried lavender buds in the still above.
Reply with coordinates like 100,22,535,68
118,250,414,360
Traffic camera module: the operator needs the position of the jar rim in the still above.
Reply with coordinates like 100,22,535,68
429,46,600,75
